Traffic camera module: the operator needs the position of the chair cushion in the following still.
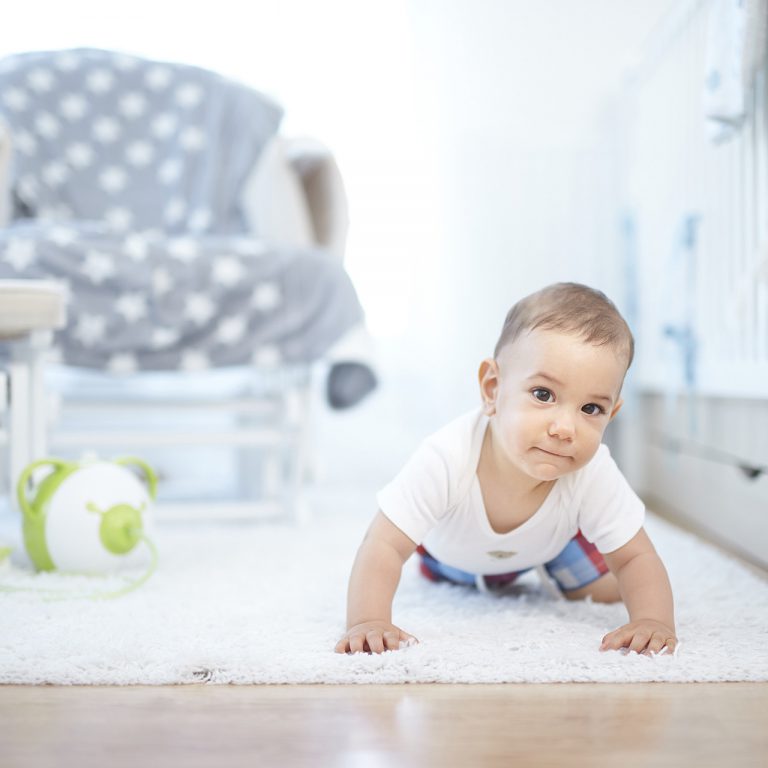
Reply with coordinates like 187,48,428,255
0,278,66,338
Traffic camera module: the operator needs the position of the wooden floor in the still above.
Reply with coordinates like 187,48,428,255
1,683,766,767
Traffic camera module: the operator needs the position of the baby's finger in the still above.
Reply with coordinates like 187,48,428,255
399,630,419,648
646,632,667,656
382,631,401,651
600,628,630,651
628,630,651,654
366,630,385,654
334,637,350,654
348,632,367,654
663,636,678,655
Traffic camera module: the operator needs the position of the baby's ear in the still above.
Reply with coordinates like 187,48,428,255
478,358,499,415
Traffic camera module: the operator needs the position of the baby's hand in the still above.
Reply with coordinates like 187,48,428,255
600,619,677,655
335,621,418,654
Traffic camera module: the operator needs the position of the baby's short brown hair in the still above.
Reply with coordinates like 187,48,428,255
494,282,634,368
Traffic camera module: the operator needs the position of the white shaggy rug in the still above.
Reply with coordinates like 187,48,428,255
1,486,767,685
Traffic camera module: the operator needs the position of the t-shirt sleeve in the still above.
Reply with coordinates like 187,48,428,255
376,440,451,545
576,446,645,554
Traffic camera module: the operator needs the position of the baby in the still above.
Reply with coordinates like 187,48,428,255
335,282,677,655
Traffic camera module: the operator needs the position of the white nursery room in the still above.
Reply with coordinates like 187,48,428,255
0,0,766,766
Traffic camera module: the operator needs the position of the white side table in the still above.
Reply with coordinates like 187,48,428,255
0,279,67,497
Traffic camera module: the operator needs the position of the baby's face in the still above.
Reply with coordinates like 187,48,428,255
482,329,627,482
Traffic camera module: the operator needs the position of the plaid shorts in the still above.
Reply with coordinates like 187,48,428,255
417,530,609,593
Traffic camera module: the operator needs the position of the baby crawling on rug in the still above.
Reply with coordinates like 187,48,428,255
335,282,677,656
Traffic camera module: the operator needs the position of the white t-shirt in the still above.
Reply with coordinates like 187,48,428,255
377,408,645,575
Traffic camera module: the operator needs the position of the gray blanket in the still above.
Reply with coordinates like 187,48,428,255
0,49,362,370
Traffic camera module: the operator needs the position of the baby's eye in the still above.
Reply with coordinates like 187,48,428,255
531,388,553,403
581,403,606,416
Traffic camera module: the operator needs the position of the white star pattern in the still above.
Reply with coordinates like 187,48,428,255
15,131,37,156
212,255,245,287
252,345,282,367
2,88,29,111
113,54,139,72
215,316,247,345
27,67,54,92
252,282,282,311
93,116,121,143
73,313,107,344
83,251,116,283
145,66,173,90
151,113,177,139
180,350,210,371
48,227,77,246
152,267,173,294
184,293,215,324
119,92,147,119
175,83,203,108
54,52,81,72
66,142,94,168
233,238,268,256
150,328,179,349
34,112,60,139
168,237,199,261
164,197,187,225
86,68,115,94
187,208,212,232
105,207,133,232
179,126,205,152
59,93,87,120
115,293,148,322
107,353,138,374
158,158,182,184
4,240,36,271
125,140,154,166
124,234,150,261
99,166,128,193
17,175,39,200
41,161,69,187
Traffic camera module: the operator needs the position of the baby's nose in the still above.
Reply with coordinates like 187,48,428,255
548,417,575,439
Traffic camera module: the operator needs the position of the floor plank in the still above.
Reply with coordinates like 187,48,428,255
1,683,766,767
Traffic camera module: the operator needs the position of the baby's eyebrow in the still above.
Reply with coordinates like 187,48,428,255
527,372,613,404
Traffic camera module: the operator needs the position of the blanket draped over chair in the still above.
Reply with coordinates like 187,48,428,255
0,49,363,372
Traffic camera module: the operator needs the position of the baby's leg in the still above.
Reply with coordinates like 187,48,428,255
544,531,621,604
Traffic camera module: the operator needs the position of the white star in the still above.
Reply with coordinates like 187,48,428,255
27,67,54,92
252,345,282,367
3,240,36,270
180,350,210,371
233,238,268,256
99,166,128,193
187,208,211,232
59,93,87,121
115,293,148,322
212,255,245,287
152,267,172,294
48,227,77,246
252,282,282,311
179,126,205,152
42,161,69,188
113,54,139,71
215,316,247,345
108,353,138,374
34,112,60,139
105,207,133,232
175,83,203,108
83,250,116,283
119,92,147,119
151,112,177,139
168,237,199,261
2,88,29,111
150,327,179,349
86,68,115,94
17,175,39,201
125,140,154,166
158,159,183,185
184,293,215,324
66,142,94,168
54,52,81,72
145,66,173,90
164,197,187,225
93,116,121,143
124,234,150,261
73,313,107,344
14,131,37,156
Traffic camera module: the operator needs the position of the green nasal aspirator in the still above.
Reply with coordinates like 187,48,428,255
4,455,159,600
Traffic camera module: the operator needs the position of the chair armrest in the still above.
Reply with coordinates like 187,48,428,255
0,118,11,228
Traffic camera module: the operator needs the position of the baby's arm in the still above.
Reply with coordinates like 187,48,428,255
601,527,677,654
334,511,419,654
